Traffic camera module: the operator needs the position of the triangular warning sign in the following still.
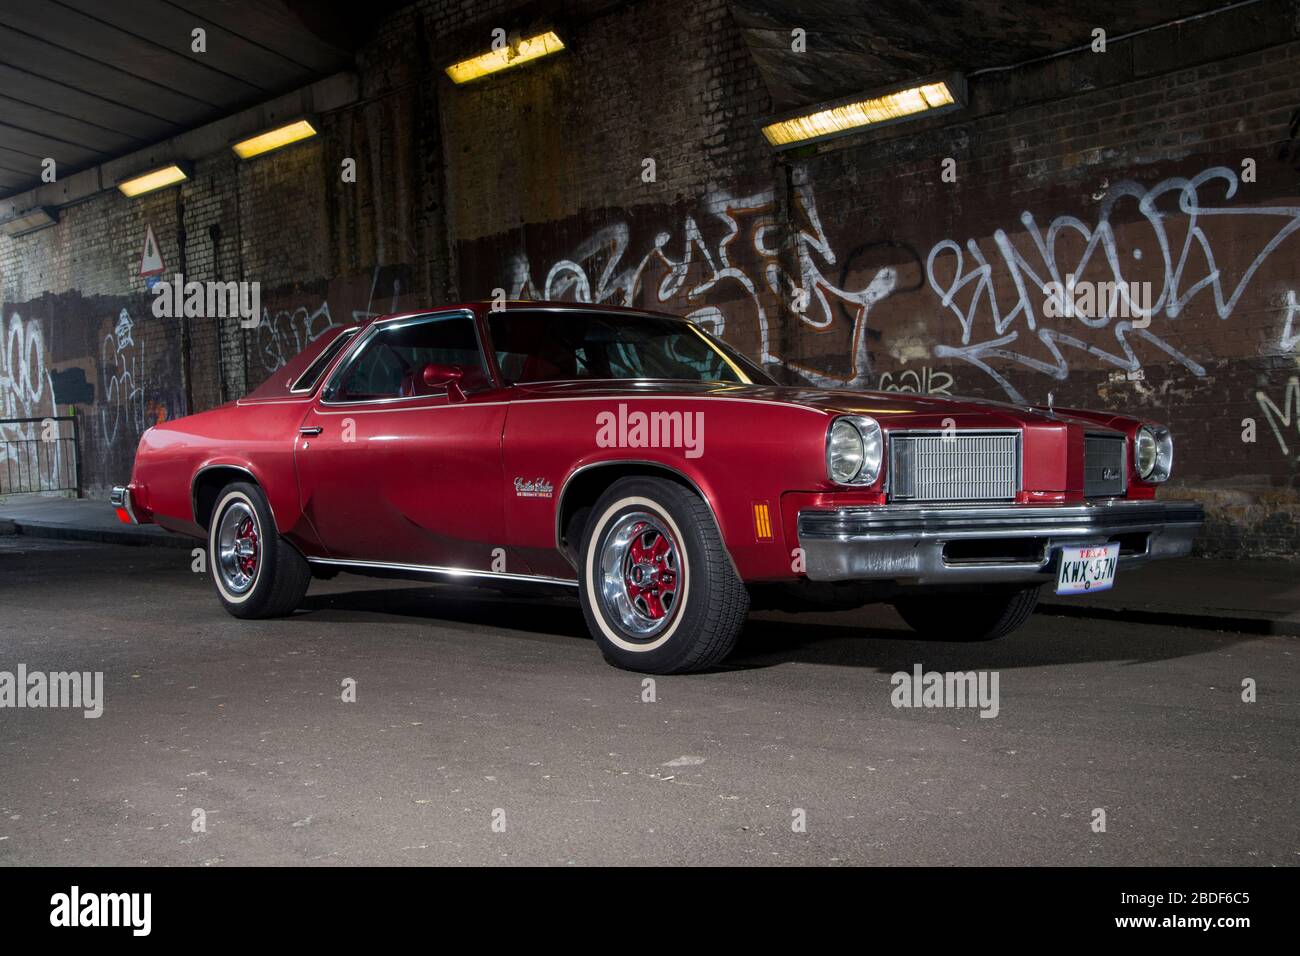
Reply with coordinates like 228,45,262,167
139,225,165,277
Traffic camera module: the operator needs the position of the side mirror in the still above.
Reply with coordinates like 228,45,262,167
421,362,465,402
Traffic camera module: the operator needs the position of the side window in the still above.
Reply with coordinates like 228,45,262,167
322,313,488,402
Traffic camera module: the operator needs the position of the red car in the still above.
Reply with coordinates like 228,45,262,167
114,302,1203,673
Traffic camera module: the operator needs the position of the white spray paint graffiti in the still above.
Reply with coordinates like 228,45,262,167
878,367,955,396
1279,289,1300,352
257,301,336,374
0,312,61,489
926,165,1300,402
100,309,146,461
255,266,405,373
1257,376,1300,457
506,176,897,388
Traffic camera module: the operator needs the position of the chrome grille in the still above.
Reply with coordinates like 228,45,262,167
889,431,1019,502
1084,433,1127,497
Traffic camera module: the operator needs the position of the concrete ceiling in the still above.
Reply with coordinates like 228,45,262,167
732,0,1234,111
0,0,402,199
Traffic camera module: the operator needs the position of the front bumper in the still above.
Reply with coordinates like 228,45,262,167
797,499,1204,584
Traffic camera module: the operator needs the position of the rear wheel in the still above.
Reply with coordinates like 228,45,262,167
578,477,748,673
208,481,311,619
893,586,1040,641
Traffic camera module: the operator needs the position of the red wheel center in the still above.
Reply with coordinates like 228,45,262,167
624,524,678,620
235,516,259,576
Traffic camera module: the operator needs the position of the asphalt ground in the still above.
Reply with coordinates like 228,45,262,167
0,537,1295,866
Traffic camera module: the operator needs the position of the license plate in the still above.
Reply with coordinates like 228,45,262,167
1055,542,1120,595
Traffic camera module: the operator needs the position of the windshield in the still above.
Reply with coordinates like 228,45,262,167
487,309,775,385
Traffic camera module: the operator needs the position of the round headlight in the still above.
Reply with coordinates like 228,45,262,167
1135,424,1173,482
827,420,864,483
1135,427,1158,479
826,417,883,485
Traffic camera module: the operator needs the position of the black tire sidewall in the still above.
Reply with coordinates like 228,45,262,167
579,481,714,673
895,585,1039,641
208,482,278,617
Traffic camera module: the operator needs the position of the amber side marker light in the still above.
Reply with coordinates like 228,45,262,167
232,119,318,160
445,30,565,84
117,164,190,197
761,74,967,149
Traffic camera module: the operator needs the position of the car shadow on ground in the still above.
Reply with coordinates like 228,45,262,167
294,582,1259,673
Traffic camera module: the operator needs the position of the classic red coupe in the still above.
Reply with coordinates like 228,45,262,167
114,302,1203,673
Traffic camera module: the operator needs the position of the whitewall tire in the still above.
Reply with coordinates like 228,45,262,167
207,481,311,619
578,477,748,673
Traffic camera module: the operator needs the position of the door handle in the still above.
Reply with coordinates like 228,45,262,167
299,426,323,436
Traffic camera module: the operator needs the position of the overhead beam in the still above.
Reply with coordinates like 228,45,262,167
0,71,359,221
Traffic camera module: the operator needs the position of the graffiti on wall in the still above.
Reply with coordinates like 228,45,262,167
877,367,955,396
502,172,899,389
257,301,337,374
254,265,413,375
493,162,1300,483
926,165,1300,402
0,311,61,489
1257,376,1300,457
99,309,147,461
1279,289,1300,352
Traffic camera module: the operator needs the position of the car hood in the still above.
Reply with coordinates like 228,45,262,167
510,380,1114,430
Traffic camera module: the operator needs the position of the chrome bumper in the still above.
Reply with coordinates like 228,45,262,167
110,485,137,525
797,500,1204,584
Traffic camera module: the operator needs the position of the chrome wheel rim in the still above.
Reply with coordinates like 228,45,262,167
598,511,683,639
216,501,260,595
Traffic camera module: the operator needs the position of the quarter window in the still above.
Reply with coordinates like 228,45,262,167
291,327,359,393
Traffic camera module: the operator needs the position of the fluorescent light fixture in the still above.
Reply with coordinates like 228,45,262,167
232,118,319,159
0,206,58,238
761,74,967,149
445,30,565,84
117,163,190,197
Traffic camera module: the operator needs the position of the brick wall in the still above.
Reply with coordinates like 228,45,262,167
1,0,1298,556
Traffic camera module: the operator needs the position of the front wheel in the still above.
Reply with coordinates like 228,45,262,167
208,481,311,619
893,586,1040,641
578,477,748,673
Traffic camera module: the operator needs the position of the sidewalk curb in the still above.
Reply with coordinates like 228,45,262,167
1038,600,1300,637
10,520,193,550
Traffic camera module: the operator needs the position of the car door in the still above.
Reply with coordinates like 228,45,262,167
294,310,507,570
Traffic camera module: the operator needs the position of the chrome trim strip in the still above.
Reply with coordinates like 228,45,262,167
798,500,1204,540
306,556,579,587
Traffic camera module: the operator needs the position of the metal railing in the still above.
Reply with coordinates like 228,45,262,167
0,415,82,496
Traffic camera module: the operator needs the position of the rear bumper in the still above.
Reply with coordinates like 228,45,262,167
796,499,1204,585
110,485,138,525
